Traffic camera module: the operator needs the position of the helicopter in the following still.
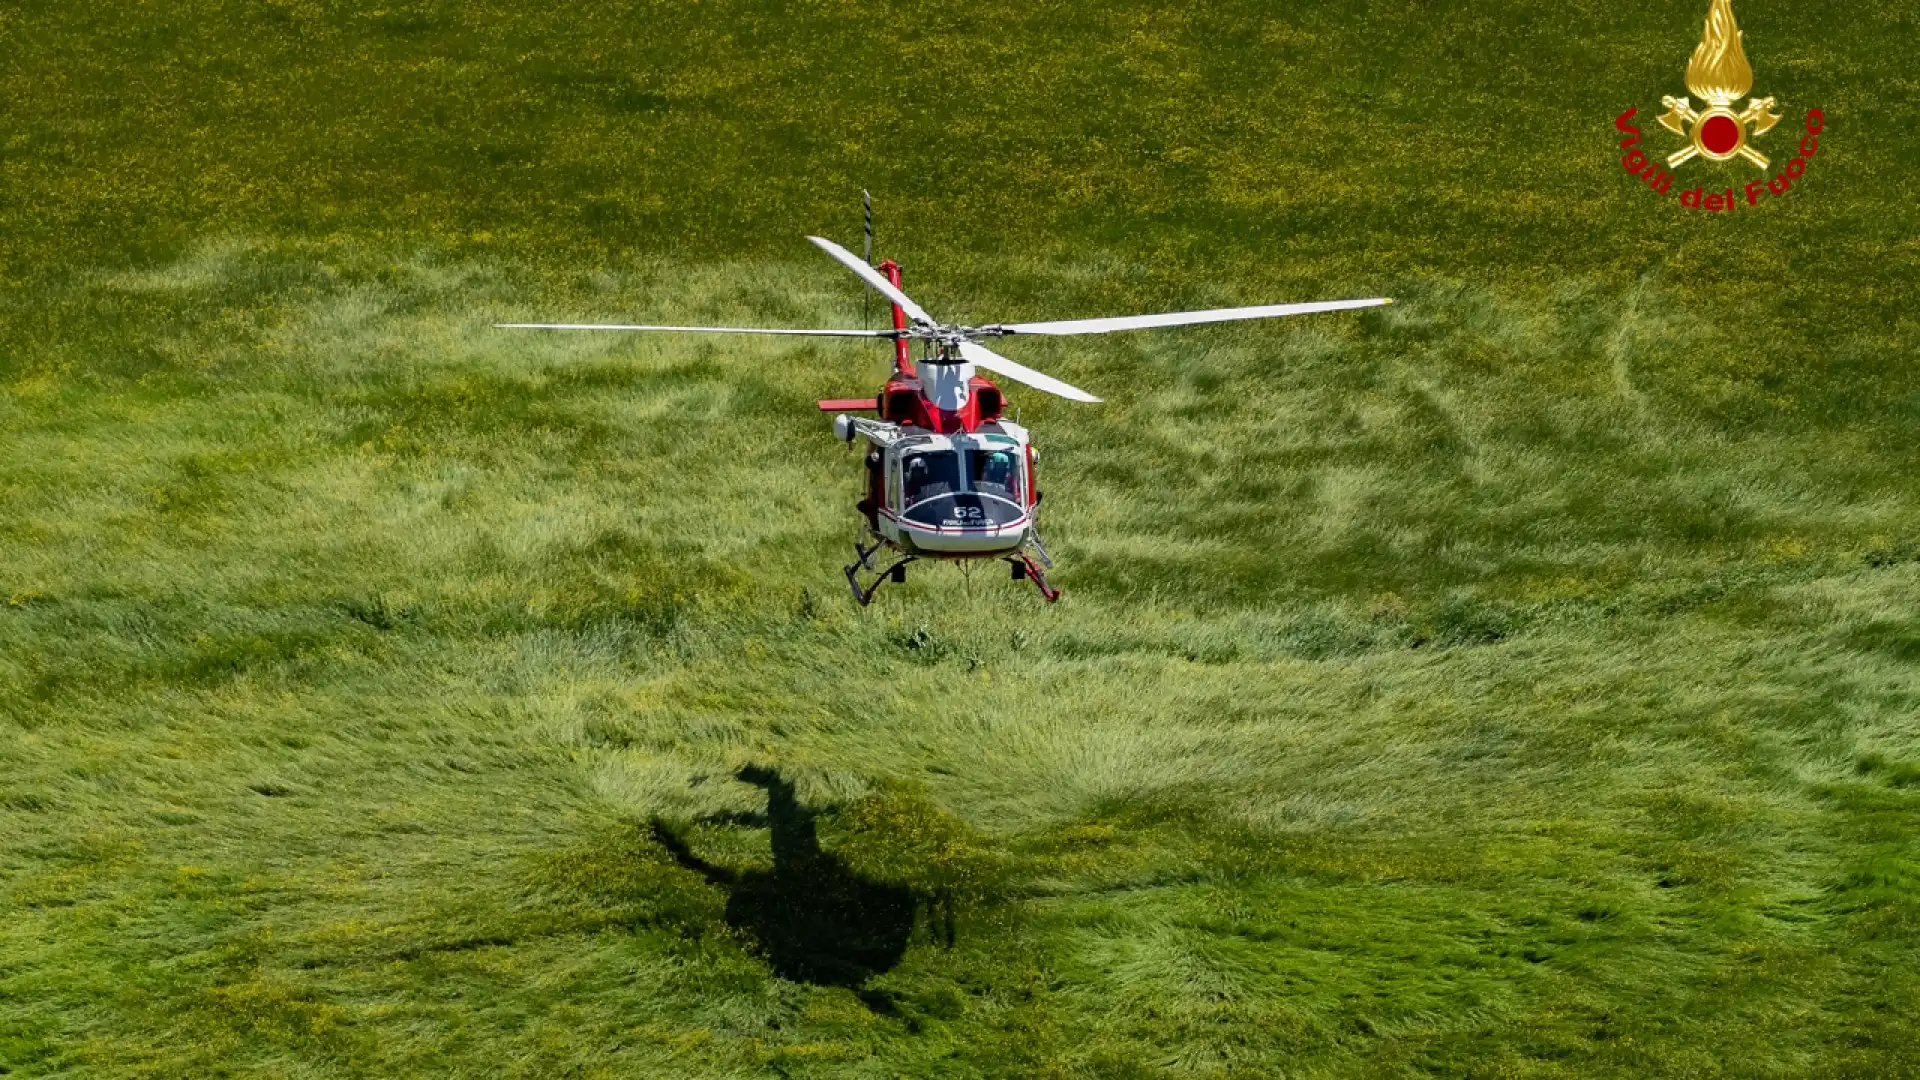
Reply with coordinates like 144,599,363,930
499,234,1390,605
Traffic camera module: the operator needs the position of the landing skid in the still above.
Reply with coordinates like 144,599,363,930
1006,552,1060,602
850,536,884,572
1026,530,1055,570
843,540,1061,606
845,549,917,606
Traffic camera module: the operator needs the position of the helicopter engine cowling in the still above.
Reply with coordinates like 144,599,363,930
921,362,973,411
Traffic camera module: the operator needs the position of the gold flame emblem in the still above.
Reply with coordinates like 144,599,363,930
1656,0,1782,167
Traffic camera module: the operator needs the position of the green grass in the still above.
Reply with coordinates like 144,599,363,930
5,0,1920,1076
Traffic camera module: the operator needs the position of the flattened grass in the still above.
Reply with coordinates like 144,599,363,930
7,248,1920,1076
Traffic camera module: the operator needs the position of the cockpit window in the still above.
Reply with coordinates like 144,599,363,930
968,448,1024,503
900,450,961,505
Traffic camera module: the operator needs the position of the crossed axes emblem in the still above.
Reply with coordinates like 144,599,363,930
1657,95,1782,168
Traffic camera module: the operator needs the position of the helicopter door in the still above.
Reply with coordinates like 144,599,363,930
860,448,884,526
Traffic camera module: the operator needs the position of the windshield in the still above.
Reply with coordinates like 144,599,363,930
896,445,1028,529
900,450,961,505
968,448,1023,504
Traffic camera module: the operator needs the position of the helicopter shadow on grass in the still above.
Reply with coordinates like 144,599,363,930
648,765,919,1011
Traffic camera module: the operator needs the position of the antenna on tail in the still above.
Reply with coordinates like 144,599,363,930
861,190,874,329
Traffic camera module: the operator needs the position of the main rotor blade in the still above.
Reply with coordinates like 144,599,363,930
494,323,898,338
806,235,936,326
988,297,1392,336
957,339,1101,404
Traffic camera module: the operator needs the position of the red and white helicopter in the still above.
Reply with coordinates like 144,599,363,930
501,235,1389,604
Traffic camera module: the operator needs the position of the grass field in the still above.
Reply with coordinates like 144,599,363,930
5,0,1920,1076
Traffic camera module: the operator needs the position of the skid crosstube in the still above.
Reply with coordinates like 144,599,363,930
842,542,1060,605
1006,551,1060,602
845,552,916,606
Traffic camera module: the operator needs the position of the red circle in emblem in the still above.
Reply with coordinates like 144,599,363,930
1701,114,1741,155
